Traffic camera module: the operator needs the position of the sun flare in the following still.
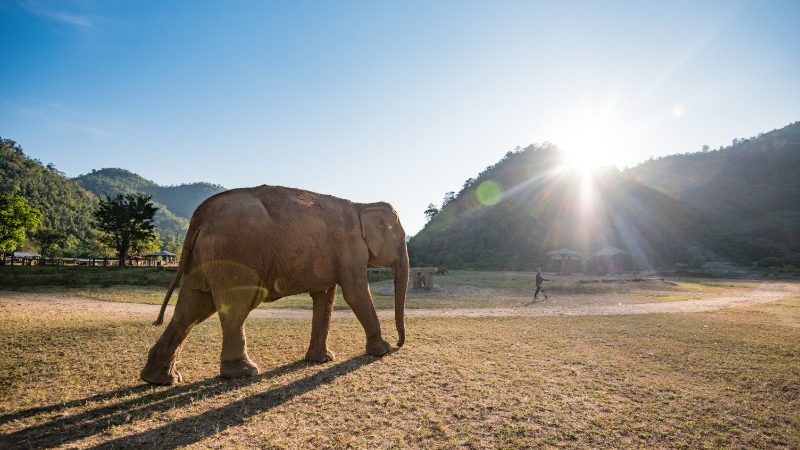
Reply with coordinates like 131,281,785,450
555,109,626,174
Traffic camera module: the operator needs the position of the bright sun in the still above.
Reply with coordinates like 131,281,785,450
555,113,625,174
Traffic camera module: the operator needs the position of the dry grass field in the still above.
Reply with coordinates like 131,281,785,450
1,271,799,448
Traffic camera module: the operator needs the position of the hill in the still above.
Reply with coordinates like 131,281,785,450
409,145,724,270
1,139,226,256
409,124,800,270
73,168,225,219
73,168,226,247
628,121,800,264
628,121,800,217
0,138,98,254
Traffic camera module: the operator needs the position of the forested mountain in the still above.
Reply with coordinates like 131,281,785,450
628,121,800,218
73,168,226,248
1,139,226,256
149,183,227,219
409,145,724,270
628,121,800,263
410,122,800,270
0,138,99,254
73,168,225,219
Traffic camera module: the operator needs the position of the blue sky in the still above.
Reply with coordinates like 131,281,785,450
2,1,799,234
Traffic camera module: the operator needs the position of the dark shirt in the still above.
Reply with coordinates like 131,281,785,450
536,273,543,285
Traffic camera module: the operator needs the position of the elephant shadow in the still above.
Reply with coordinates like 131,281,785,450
1,356,376,449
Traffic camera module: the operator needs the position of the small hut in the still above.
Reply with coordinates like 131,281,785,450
546,248,584,274
12,251,41,266
587,246,629,275
144,250,178,266
411,267,437,290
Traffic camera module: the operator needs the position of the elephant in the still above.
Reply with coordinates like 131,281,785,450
140,185,409,385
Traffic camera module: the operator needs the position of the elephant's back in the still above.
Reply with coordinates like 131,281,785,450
195,186,350,252
199,185,353,226
185,185,348,295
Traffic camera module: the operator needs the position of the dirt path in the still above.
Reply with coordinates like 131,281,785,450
1,282,797,320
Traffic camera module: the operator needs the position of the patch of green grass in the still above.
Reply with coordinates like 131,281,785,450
432,270,700,296
1,296,798,448
0,265,174,288
434,270,627,294
670,280,728,292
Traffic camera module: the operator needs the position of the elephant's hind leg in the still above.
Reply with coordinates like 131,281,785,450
305,286,336,363
215,288,260,378
141,288,215,385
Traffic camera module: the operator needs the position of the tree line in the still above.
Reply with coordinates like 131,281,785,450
0,191,160,266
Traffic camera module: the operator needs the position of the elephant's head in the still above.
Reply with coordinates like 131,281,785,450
360,203,409,347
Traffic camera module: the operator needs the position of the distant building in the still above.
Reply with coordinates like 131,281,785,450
586,246,629,275
546,248,584,274
144,250,178,265
9,251,41,266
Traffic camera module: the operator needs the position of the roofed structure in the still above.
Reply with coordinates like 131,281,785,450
145,251,177,257
144,250,178,265
587,246,629,274
13,251,40,258
546,248,584,274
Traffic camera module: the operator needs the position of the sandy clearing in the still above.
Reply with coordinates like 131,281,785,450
1,282,797,321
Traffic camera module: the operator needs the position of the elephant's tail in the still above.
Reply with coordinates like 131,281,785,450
152,266,183,325
153,217,202,326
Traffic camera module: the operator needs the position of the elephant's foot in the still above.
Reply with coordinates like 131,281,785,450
220,357,259,378
305,347,335,363
140,363,182,385
366,338,392,357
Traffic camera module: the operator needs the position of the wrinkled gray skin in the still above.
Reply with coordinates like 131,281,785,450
141,186,408,385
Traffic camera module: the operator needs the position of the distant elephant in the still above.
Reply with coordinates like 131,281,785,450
140,186,409,385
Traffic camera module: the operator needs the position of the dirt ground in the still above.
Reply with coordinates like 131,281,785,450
1,280,797,321
1,280,799,448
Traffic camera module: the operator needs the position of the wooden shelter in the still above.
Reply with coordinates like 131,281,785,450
587,246,629,275
546,248,584,274
144,250,178,266
10,251,41,266
411,267,437,290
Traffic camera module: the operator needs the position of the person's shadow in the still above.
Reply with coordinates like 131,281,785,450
1,356,376,449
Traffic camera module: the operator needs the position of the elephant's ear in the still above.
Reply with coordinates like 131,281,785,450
360,207,387,259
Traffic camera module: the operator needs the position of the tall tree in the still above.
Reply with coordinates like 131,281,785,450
32,228,67,265
424,203,440,222
93,194,158,266
0,194,41,264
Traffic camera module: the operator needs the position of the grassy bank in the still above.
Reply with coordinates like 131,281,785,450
0,265,175,288
1,296,798,448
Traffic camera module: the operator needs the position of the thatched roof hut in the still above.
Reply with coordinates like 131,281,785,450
587,246,629,274
546,248,584,274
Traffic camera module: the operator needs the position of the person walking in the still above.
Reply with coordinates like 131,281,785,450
534,268,549,300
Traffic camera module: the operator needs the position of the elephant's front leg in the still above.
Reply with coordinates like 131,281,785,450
217,297,260,378
340,271,392,357
305,286,336,363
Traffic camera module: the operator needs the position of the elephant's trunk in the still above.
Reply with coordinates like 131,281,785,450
393,243,409,347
